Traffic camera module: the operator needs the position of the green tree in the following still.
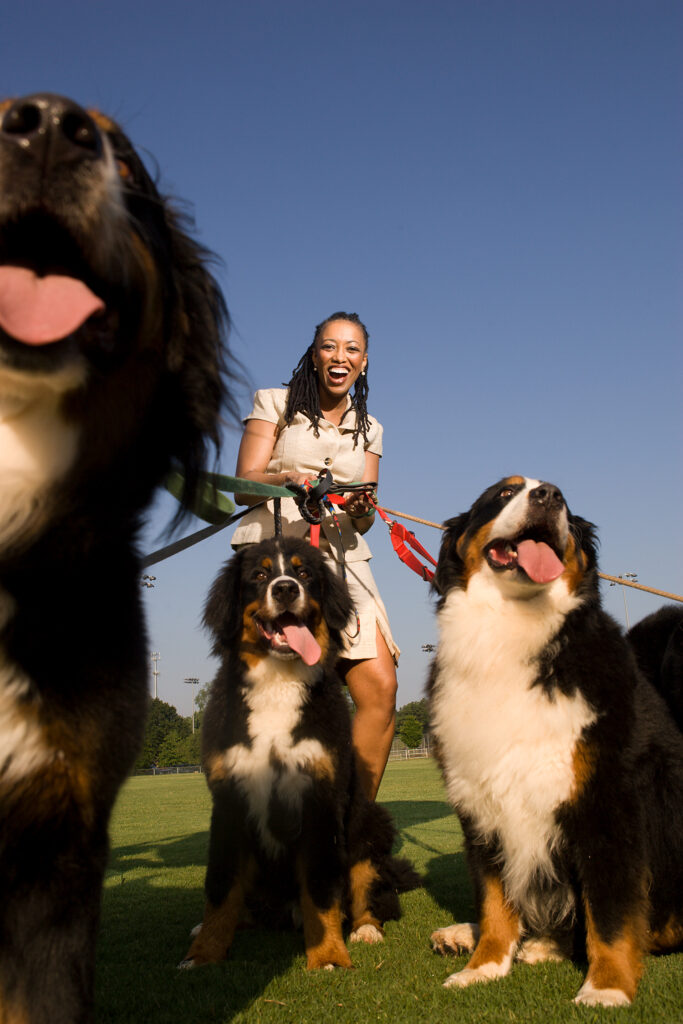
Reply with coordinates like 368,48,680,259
134,698,189,769
395,699,429,733
399,715,423,749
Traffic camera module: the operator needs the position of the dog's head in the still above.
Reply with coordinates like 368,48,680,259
0,93,236,539
434,476,598,600
204,537,353,670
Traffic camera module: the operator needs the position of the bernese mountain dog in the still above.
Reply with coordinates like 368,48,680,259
628,605,683,730
180,536,419,971
0,94,231,1023
427,476,683,1007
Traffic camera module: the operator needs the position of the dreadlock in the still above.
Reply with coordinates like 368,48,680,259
283,312,371,448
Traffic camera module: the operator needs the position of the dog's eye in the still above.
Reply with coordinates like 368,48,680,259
253,570,268,581
499,487,515,499
296,568,310,581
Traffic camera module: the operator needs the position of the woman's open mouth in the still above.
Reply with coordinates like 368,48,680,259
327,366,350,385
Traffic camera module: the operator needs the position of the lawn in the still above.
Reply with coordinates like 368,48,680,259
97,761,683,1023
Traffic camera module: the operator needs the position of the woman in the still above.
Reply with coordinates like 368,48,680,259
232,311,398,800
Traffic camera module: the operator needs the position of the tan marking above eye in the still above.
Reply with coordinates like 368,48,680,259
261,557,272,570
291,556,302,568
88,109,117,133
504,475,526,486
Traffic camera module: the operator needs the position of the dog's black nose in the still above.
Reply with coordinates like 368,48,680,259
271,579,300,606
1,93,103,167
529,483,564,509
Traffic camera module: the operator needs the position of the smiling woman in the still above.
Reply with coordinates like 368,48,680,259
230,311,398,800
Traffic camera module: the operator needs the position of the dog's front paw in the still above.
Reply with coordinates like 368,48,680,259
306,944,353,970
516,935,569,964
431,922,479,956
574,981,631,1007
177,958,197,970
350,923,384,944
443,967,492,989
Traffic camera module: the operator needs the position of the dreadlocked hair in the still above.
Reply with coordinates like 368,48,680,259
283,312,371,448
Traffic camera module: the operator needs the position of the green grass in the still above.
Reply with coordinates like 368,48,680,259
97,761,683,1023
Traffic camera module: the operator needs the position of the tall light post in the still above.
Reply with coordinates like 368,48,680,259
609,572,638,629
150,651,160,699
184,677,200,733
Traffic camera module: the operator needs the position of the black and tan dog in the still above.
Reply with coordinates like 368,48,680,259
428,476,683,1007
0,94,231,1023
180,536,418,971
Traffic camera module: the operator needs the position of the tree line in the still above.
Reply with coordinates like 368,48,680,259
137,689,430,769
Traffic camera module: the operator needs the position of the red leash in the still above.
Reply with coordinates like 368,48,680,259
370,499,437,582
295,473,438,583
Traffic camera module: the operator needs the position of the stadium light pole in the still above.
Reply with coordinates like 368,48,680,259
150,652,160,699
609,572,638,629
184,677,200,733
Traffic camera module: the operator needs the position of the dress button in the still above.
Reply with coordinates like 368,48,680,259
324,458,332,466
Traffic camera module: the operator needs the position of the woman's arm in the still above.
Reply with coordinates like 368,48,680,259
234,419,310,505
344,451,379,535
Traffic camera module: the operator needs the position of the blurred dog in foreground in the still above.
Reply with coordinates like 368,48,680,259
0,93,232,1023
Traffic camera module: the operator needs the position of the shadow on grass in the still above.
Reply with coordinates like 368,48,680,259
422,852,476,923
98,872,303,1024
380,799,452,830
107,829,209,874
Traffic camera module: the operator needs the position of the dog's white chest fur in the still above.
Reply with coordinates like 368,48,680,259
0,588,53,784
431,575,596,918
0,367,83,551
218,658,325,856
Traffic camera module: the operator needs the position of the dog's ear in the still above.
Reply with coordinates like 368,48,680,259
433,513,469,596
203,550,245,653
569,514,599,571
162,212,242,523
321,560,354,632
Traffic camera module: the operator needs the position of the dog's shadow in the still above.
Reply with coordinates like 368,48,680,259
99,832,302,1022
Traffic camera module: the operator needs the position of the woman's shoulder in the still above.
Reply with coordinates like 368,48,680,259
245,387,289,424
365,412,383,452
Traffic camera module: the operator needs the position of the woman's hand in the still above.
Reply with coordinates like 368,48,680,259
283,473,312,490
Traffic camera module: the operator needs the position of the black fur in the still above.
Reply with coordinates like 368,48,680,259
182,537,419,970
628,605,683,729
0,94,232,1023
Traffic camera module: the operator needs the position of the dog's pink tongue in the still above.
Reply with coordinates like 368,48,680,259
282,623,322,666
516,540,565,584
0,266,105,345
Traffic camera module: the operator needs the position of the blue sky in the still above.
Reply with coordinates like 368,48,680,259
7,1,681,715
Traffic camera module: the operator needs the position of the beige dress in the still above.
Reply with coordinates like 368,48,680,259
231,388,399,664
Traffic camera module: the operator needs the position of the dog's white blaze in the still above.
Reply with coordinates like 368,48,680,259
0,366,84,551
489,478,542,537
218,658,324,856
262,574,306,621
431,575,595,927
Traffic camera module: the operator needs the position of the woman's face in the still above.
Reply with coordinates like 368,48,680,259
311,319,367,400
